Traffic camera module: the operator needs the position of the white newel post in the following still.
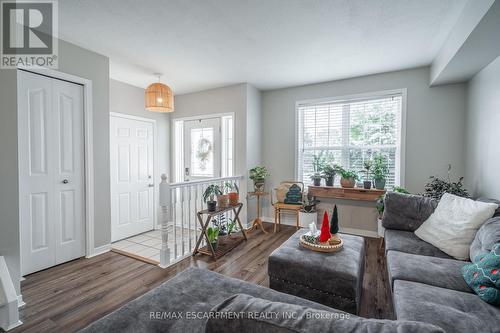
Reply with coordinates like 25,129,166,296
159,174,171,268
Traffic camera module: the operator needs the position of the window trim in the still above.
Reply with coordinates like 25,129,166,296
294,88,407,188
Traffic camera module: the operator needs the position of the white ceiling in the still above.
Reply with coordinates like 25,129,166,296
59,0,467,94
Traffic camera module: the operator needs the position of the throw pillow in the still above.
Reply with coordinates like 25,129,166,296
461,243,500,305
414,193,498,260
275,184,291,203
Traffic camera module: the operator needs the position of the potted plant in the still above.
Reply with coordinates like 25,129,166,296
372,153,389,190
207,226,220,250
311,153,327,186
203,184,222,212
363,160,373,189
338,168,359,188
217,187,229,208
322,164,337,186
421,164,469,199
249,166,270,192
225,181,239,206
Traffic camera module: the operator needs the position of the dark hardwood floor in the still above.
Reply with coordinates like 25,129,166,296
13,223,392,332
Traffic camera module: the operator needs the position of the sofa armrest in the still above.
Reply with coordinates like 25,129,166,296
382,192,438,232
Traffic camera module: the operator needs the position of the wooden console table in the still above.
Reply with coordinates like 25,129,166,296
308,186,385,202
193,203,247,260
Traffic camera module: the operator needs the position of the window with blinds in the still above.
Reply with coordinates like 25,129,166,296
297,92,404,187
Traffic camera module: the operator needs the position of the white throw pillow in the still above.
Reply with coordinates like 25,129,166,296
414,193,498,260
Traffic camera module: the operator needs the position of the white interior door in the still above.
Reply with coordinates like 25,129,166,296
110,115,155,242
18,70,85,276
183,118,221,181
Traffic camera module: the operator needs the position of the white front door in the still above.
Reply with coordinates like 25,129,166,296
110,115,155,242
183,118,221,181
18,70,85,276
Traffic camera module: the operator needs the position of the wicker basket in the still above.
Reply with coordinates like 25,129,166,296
299,235,343,253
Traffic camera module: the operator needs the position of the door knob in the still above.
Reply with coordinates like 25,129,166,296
62,179,69,184
148,184,154,187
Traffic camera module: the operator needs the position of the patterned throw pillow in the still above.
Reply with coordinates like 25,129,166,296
462,243,500,306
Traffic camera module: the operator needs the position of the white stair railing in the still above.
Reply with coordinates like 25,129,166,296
0,256,22,331
158,175,243,268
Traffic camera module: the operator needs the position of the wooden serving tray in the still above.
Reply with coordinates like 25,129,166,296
299,235,344,253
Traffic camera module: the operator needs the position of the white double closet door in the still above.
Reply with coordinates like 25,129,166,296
18,70,85,276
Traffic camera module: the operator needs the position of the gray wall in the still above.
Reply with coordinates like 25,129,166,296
0,39,110,294
245,84,262,221
0,69,21,294
465,56,500,199
262,66,467,206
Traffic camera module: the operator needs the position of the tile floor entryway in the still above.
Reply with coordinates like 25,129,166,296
111,227,199,264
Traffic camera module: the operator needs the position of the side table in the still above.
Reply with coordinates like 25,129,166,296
248,192,268,233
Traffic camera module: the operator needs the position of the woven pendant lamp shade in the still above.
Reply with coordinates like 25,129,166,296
145,82,174,113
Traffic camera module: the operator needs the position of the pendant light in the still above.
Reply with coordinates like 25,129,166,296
145,74,174,113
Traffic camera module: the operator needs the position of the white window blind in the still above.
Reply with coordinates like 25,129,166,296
297,93,403,187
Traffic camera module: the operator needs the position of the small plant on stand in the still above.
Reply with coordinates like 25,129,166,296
203,184,222,212
363,160,373,189
207,226,220,250
225,181,240,206
249,166,271,192
421,164,469,199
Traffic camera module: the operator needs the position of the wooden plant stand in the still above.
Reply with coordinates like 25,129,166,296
193,203,247,260
248,191,268,233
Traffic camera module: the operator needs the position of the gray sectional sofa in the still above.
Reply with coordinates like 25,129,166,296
80,192,500,332
382,192,500,333
81,267,444,333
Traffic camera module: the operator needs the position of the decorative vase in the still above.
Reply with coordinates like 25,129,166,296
340,177,355,188
254,180,265,192
217,194,229,208
313,178,322,186
325,176,334,187
228,192,239,206
374,178,386,190
363,180,372,189
207,201,217,212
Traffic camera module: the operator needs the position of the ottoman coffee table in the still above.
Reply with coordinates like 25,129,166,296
268,229,365,314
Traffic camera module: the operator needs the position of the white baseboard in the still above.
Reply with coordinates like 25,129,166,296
1,319,23,331
16,296,25,308
86,244,111,258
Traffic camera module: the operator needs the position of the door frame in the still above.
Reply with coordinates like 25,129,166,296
171,112,234,183
109,112,159,231
17,67,96,260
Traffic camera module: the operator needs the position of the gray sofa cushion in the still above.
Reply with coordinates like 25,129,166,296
387,250,471,293
382,192,438,232
384,229,451,259
206,293,445,333
469,216,500,262
393,280,500,333
80,267,344,333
